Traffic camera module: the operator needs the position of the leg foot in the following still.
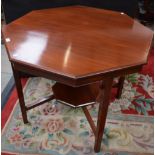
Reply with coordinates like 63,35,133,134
12,64,28,124
94,77,113,152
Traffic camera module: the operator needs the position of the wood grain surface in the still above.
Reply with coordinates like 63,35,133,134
2,5,153,82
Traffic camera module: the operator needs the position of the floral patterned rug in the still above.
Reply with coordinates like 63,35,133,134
2,52,154,155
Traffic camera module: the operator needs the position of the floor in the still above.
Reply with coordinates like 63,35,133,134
1,44,12,92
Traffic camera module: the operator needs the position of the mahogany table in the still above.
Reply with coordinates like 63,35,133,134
2,6,153,152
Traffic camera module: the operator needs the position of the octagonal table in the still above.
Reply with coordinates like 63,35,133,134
2,6,153,152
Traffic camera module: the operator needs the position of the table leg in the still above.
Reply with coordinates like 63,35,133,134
94,77,113,152
116,76,125,99
12,64,28,124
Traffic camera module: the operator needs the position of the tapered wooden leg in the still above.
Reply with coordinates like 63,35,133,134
12,64,28,124
116,76,125,99
94,77,113,152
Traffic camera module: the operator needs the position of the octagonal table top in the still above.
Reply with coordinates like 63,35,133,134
2,6,153,83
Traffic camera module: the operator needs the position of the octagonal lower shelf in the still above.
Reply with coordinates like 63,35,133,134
52,82,101,107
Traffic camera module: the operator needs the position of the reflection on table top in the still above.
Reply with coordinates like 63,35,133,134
2,6,153,78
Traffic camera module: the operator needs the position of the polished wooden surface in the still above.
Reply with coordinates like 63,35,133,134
2,6,153,81
2,6,153,153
